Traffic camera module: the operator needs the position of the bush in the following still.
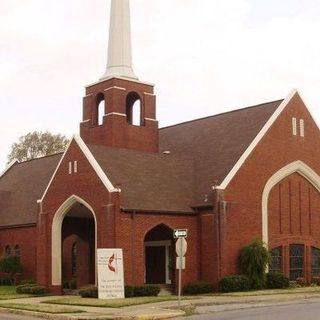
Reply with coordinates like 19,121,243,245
295,277,307,287
0,277,13,286
63,279,77,290
266,273,289,289
79,286,98,298
0,256,23,285
311,277,320,286
16,283,47,295
20,279,36,285
183,281,214,295
132,285,160,297
239,240,270,289
219,275,251,293
125,285,135,298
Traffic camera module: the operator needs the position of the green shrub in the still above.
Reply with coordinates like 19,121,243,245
239,240,270,289
79,286,98,298
28,286,48,295
311,277,320,286
16,283,46,295
295,277,307,287
133,285,160,297
125,285,135,298
183,281,214,295
0,277,13,286
63,279,77,290
266,273,289,289
20,279,36,285
219,275,251,293
0,256,23,285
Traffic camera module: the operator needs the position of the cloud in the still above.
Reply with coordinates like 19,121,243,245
1,0,320,170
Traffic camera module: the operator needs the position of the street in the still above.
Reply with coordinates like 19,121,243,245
183,300,320,319
0,313,40,320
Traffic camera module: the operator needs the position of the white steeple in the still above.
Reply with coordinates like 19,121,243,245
100,0,138,81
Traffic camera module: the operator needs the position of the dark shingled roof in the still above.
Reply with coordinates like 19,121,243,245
0,99,283,224
88,145,195,213
0,154,62,227
159,100,283,205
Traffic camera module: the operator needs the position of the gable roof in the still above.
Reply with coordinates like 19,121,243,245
159,99,283,205
88,145,195,213
0,154,62,227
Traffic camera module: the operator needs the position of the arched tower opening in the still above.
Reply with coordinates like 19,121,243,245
126,92,142,126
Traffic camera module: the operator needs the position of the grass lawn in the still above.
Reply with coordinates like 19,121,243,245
46,295,183,308
219,286,320,297
0,286,32,300
0,303,84,314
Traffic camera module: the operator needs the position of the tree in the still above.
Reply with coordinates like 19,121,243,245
8,131,69,163
0,255,23,285
239,240,270,289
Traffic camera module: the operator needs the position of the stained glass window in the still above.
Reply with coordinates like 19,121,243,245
269,247,282,273
290,244,304,280
311,247,320,277
5,245,11,257
14,245,21,262
72,242,77,277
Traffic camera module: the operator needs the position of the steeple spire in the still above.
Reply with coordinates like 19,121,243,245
100,0,138,81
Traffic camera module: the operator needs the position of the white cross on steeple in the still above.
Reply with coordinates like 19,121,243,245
100,0,138,81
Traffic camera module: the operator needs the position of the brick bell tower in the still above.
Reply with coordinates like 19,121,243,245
80,0,158,153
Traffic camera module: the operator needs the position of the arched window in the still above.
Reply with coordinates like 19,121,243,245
269,246,282,273
290,244,304,280
5,245,11,257
71,242,77,277
312,247,320,277
126,92,142,126
95,93,105,126
14,245,21,261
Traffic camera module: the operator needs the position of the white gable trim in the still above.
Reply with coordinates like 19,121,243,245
40,135,119,202
218,89,298,190
262,161,320,246
0,159,19,178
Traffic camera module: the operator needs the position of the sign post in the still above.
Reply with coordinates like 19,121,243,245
174,229,188,307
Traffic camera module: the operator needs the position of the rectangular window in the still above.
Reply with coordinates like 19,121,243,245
74,161,78,173
299,119,305,137
312,247,320,277
269,246,282,273
292,117,297,136
68,161,72,174
290,244,304,280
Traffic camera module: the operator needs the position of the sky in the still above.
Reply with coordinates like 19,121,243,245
1,0,320,172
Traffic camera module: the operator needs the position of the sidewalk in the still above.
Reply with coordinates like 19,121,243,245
1,290,320,320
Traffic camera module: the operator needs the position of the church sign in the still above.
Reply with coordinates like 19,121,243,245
97,249,125,299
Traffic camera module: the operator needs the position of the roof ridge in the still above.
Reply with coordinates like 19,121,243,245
17,152,64,165
159,99,284,131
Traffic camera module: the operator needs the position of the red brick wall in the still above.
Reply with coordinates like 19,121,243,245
268,173,320,281
222,93,320,278
80,78,159,153
0,226,37,281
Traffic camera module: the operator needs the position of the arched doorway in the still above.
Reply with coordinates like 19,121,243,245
61,203,95,288
144,224,174,285
51,195,97,289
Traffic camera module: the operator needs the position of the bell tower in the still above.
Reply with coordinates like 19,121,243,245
80,0,158,153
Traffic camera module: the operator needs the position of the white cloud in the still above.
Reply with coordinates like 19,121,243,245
1,0,320,170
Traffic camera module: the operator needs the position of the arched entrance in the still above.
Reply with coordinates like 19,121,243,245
144,224,174,285
52,195,97,289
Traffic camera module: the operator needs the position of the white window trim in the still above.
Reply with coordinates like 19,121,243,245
68,162,72,174
74,161,78,173
300,119,305,137
292,117,297,136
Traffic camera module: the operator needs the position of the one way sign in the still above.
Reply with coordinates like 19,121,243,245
173,229,188,239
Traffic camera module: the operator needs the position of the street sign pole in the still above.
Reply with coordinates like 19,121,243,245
178,238,183,307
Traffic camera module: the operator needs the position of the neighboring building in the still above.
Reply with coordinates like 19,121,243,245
1,0,320,294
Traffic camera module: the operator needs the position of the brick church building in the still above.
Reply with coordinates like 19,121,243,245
1,0,320,294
